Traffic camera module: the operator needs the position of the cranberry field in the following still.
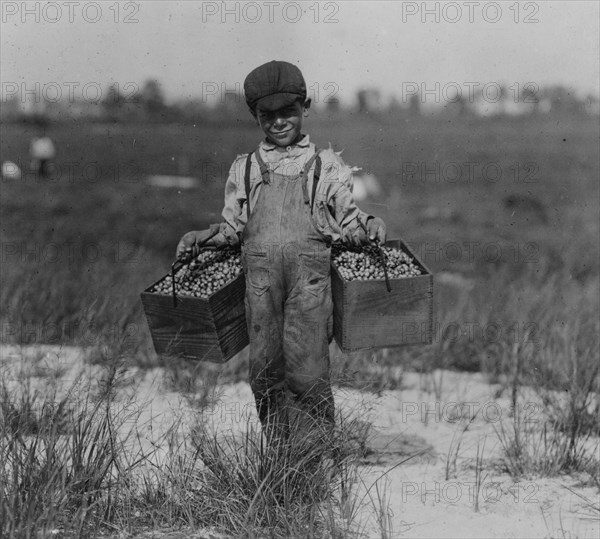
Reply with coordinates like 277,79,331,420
1,114,597,364
1,113,598,537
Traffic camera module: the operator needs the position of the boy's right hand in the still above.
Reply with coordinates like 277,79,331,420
176,229,215,260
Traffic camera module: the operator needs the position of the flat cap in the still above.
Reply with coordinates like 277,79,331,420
244,60,306,112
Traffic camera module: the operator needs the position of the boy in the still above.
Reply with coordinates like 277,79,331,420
177,61,386,443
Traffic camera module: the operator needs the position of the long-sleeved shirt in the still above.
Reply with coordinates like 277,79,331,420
211,134,371,246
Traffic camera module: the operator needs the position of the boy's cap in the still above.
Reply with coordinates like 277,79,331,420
244,60,306,112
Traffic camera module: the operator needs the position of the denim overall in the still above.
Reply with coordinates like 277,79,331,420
241,148,334,442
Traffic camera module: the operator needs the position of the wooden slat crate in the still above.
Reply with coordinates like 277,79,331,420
331,239,434,352
140,272,249,363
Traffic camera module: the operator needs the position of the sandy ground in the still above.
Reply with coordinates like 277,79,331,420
1,344,598,539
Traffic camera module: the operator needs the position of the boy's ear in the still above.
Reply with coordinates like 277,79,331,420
249,107,259,124
302,98,311,117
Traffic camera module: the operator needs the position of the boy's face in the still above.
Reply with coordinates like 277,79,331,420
255,99,310,147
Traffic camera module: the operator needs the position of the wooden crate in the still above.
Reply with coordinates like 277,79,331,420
140,272,249,363
331,239,433,352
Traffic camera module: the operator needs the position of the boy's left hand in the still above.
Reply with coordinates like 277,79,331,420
366,217,387,244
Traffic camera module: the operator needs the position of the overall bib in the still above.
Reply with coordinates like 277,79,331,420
241,148,334,442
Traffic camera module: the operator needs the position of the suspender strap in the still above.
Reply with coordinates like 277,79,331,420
301,150,320,205
244,152,253,220
311,155,322,212
245,148,321,216
253,149,271,184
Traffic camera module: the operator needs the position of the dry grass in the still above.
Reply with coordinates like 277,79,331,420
1,351,398,538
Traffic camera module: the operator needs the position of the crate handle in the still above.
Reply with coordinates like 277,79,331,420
358,219,392,292
171,228,220,307
376,240,392,292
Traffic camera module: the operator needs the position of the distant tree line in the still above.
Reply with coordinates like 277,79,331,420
1,78,598,124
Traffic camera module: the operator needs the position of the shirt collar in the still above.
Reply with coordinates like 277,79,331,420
260,134,311,152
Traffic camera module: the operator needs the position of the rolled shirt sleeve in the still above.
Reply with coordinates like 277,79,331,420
210,155,248,247
317,149,372,244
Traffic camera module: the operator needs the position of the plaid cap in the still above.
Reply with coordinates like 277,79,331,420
244,60,306,112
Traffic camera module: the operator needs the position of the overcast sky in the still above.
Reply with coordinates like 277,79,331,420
2,1,599,106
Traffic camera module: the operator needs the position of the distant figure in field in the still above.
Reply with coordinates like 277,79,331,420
2,161,22,181
30,130,56,179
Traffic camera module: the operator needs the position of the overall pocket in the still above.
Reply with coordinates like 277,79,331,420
244,251,271,296
300,249,330,298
